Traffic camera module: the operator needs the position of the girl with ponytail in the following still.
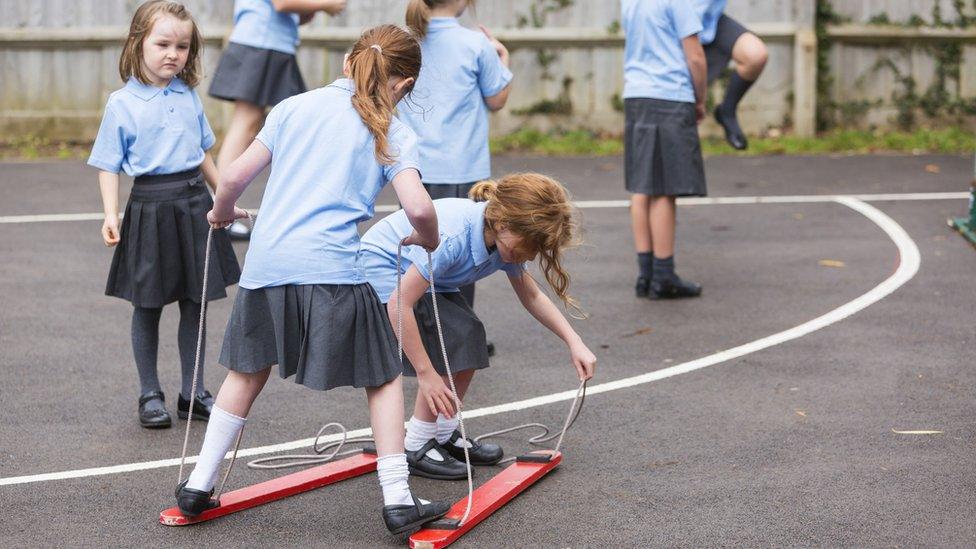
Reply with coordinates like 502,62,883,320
400,0,513,346
175,24,452,535
359,173,597,479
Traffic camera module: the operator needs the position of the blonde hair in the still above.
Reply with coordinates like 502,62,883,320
347,25,422,164
119,0,203,87
406,0,475,40
470,173,583,315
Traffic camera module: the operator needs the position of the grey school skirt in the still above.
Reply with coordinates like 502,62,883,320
705,15,750,83
208,42,307,107
624,98,707,197
218,283,402,391
384,291,489,377
105,169,241,308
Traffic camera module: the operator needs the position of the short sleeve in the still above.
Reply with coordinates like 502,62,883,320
195,92,216,151
383,123,422,182
501,262,526,277
476,36,514,98
255,102,284,153
87,104,126,173
671,0,703,39
411,236,463,286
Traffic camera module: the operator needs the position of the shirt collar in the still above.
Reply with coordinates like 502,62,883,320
124,77,187,101
428,17,461,30
469,201,491,266
329,78,355,93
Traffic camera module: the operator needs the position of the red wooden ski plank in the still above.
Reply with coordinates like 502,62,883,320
160,452,377,526
408,451,562,549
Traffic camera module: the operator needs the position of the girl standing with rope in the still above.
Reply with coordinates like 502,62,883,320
174,25,450,535
359,174,597,480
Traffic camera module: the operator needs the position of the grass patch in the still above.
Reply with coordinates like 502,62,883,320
491,127,975,156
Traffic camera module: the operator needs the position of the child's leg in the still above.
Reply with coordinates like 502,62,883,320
367,376,414,505
649,196,701,297
217,101,265,172
434,370,475,444
630,194,655,282
716,33,768,149
184,368,271,491
132,306,163,395
648,195,676,260
177,299,205,399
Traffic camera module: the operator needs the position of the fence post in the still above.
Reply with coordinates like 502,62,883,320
793,0,817,137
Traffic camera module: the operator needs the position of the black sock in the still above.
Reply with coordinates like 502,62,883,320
178,299,205,399
652,255,676,282
132,306,163,395
637,252,654,279
720,71,756,117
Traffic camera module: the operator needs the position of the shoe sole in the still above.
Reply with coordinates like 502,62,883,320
387,508,450,535
141,420,172,429
648,291,702,300
407,465,469,481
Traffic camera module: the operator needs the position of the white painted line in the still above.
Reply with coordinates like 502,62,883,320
0,197,920,487
0,191,967,225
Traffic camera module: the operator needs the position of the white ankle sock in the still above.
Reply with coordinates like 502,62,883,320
185,405,246,491
376,453,413,506
405,416,444,461
435,414,459,445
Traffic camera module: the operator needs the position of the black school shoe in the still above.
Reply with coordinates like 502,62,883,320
714,106,748,150
226,219,252,241
382,496,451,535
139,390,172,429
649,276,702,299
175,480,220,517
635,276,652,298
407,439,469,480
178,390,215,421
443,430,503,466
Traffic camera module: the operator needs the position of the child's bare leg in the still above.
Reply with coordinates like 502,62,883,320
631,194,655,288
366,375,406,456
214,368,272,417
217,101,265,172
648,195,676,259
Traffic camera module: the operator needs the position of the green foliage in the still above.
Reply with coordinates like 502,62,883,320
513,77,574,115
512,0,576,113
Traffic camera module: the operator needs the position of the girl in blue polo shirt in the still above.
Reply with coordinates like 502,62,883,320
209,0,347,240
89,1,241,430
175,25,451,535
622,0,707,300
402,0,513,340
359,174,597,480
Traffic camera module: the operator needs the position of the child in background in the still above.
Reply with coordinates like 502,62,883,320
88,0,241,429
175,25,450,535
622,0,707,299
402,0,513,355
208,0,348,239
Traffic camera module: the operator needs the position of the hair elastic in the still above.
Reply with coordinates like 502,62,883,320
370,44,383,54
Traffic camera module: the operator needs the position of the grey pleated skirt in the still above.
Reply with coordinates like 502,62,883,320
705,15,749,83
208,42,307,107
384,291,489,377
106,169,241,308
624,98,707,197
219,284,402,391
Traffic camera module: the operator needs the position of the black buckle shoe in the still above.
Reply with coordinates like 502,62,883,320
178,390,214,421
175,480,220,517
138,390,172,429
443,430,503,466
382,496,451,535
226,219,253,241
407,439,470,480
635,276,651,298
486,341,496,357
714,106,748,150
650,276,702,299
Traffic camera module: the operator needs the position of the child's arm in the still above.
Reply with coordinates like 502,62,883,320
208,141,270,228
479,25,512,112
390,168,439,251
682,34,707,123
98,170,122,247
387,266,458,417
271,0,346,16
509,271,596,381
200,152,219,193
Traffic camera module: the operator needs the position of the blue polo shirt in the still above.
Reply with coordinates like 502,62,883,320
88,77,215,176
693,0,727,45
621,0,703,103
239,79,421,289
359,198,525,302
397,17,513,184
229,0,301,54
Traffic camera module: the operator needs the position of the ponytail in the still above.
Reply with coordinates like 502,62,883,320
468,179,497,202
347,25,422,164
406,0,432,40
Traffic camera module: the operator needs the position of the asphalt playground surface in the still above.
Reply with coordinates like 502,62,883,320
1,153,974,547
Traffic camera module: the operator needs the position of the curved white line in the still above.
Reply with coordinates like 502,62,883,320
0,197,920,487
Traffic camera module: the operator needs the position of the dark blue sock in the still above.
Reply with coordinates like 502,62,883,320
637,252,654,279
652,255,675,282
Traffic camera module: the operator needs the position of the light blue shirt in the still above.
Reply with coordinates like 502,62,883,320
229,0,300,54
359,199,524,302
240,79,421,289
88,78,215,176
397,17,513,184
693,0,727,45
622,0,703,103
